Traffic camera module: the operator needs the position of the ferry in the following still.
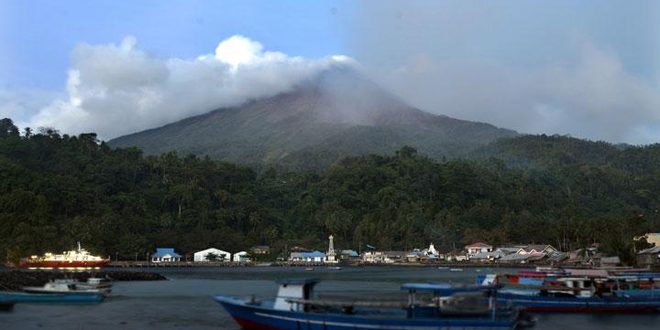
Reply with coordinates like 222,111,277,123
19,242,110,269
213,279,535,329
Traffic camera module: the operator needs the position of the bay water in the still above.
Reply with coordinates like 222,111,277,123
3,266,659,329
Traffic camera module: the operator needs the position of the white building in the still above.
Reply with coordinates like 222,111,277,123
464,242,493,256
193,248,231,262
151,248,182,263
233,251,251,262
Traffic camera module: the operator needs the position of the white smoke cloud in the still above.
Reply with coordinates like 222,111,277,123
30,35,353,139
374,44,660,144
349,1,660,144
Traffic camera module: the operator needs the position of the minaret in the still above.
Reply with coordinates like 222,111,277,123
327,235,337,263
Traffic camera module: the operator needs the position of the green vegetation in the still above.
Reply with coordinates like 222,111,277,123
1,118,658,265
109,68,516,172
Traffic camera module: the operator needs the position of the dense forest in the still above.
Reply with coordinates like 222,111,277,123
1,118,658,264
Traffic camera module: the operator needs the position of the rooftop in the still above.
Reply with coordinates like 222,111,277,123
152,248,181,258
465,242,492,248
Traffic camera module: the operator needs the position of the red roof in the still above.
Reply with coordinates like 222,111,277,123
465,242,492,248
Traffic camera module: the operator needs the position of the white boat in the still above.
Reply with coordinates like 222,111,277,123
23,282,109,295
449,268,464,272
53,277,112,291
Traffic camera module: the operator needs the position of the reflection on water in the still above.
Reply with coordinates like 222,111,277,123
3,267,659,329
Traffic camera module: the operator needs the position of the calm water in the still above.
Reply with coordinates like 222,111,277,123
3,266,659,329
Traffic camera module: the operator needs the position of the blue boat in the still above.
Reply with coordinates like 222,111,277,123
495,292,660,313
0,291,105,303
478,274,660,313
213,279,534,330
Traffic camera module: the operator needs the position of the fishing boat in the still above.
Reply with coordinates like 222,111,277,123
19,242,110,269
213,279,534,329
52,277,113,292
26,281,111,295
482,273,660,313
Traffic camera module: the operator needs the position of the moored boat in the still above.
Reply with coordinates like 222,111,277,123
19,242,110,269
482,272,660,313
0,287,105,304
213,279,534,329
52,277,113,292
24,282,111,295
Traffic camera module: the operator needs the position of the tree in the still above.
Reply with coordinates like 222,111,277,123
0,118,19,138
205,252,219,261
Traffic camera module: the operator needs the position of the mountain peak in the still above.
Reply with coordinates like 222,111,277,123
110,70,517,170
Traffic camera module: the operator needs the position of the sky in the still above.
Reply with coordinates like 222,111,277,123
1,0,659,144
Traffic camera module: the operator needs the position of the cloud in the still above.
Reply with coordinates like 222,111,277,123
0,89,61,129
349,1,660,144
29,35,352,139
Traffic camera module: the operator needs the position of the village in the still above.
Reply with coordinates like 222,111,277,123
113,233,660,269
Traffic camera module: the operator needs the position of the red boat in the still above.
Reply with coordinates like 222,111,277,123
19,243,110,269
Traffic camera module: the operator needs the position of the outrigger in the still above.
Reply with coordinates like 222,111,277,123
213,278,535,330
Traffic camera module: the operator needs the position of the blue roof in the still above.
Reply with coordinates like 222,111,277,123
301,251,326,258
341,250,359,257
401,283,497,295
151,248,182,258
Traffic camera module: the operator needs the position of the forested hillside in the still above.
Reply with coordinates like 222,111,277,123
1,118,658,264
109,68,516,171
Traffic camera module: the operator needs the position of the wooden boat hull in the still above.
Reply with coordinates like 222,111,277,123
496,292,660,313
0,291,105,303
214,295,519,330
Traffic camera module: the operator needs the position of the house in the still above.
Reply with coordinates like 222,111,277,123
361,251,406,263
233,251,251,262
151,248,182,263
289,251,326,263
498,253,543,264
599,256,621,267
251,245,270,255
636,246,660,267
406,250,425,263
635,233,660,247
340,250,359,260
464,242,493,256
193,248,231,262
518,245,557,255
470,250,506,262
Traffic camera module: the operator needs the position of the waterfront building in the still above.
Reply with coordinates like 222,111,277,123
426,243,438,256
250,245,270,255
151,248,182,263
233,251,251,262
637,246,660,267
362,251,406,263
193,248,231,262
289,251,326,262
517,245,557,255
340,250,359,260
464,242,493,256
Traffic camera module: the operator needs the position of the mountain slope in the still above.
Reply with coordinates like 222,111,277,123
110,68,517,170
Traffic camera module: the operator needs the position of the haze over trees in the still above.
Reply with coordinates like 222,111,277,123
0,118,658,265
